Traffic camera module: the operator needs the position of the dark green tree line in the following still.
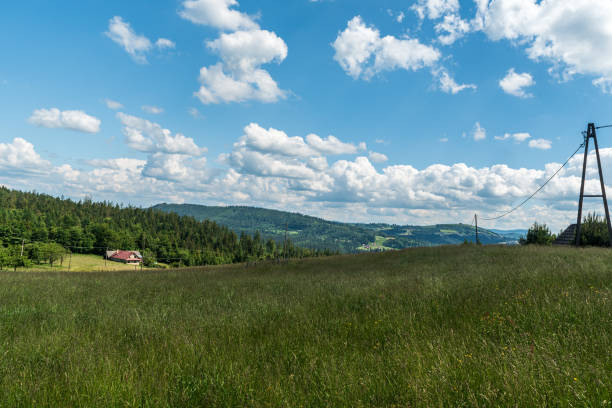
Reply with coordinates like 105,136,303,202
0,187,335,268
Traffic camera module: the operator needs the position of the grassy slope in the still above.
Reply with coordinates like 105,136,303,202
357,235,396,251
0,246,610,406
8,254,160,273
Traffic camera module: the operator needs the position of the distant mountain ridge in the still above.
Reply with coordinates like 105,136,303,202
488,229,528,241
153,204,522,252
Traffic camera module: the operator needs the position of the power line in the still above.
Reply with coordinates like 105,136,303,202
481,141,585,221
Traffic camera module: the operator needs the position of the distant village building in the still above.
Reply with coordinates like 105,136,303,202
105,250,143,264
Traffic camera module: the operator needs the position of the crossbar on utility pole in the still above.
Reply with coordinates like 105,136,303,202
575,123,612,246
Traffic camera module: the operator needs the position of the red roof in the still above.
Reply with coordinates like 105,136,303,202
110,251,140,261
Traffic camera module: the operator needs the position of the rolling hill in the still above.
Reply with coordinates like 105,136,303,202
0,188,321,268
152,204,523,252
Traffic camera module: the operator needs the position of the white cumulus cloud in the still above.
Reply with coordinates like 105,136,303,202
529,138,552,150
332,16,441,80
117,113,206,156
182,0,288,105
105,16,152,63
155,38,175,49
476,0,612,93
142,105,164,114
499,68,535,98
234,123,365,159
178,0,258,31
409,0,612,93
228,149,318,180
29,108,101,134
473,122,486,141
226,123,369,182
306,134,366,155
237,123,316,158
411,0,460,20
142,153,209,182
369,151,389,163
495,132,531,142
436,69,476,94
87,158,146,172
105,16,174,63
435,13,471,45
0,138,50,174
196,30,288,104
104,99,123,110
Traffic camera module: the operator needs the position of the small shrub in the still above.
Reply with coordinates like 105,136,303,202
522,222,555,245
580,212,610,247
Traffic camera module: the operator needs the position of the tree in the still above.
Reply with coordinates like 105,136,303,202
10,256,31,271
6,246,30,271
521,222,555,245
28,242,68,266
265,239,276,259
0,186,326,268
141,249,157,267
92,223,119,254
580,212,610,247
51,243,67,267
27,243,45,264
0,246,9,270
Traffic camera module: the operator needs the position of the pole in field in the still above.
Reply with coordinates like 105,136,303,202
475,214,480,245
575,123,612,246
284,221,288,261
142,234,146,272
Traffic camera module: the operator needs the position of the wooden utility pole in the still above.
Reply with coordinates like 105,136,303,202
475,214,480,244
141,234,145,272
68,252,72,272
284,221,288,261
575,123,612,246
20,239,25,257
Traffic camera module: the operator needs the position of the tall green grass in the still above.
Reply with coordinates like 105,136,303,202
0,245,610,407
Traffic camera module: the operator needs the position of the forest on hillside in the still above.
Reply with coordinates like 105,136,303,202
153,204,377,252
153,204,515,251
0,188,334,270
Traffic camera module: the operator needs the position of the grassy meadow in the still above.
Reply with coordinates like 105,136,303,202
0,245,610,407
8,254,160,273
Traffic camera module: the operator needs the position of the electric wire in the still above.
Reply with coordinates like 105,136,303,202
481,141,585,221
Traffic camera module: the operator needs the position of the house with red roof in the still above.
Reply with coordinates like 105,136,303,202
105,250,142,264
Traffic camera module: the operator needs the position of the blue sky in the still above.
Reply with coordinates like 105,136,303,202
2,0,612,230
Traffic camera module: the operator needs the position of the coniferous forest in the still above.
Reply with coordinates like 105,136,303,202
0,187,335,269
